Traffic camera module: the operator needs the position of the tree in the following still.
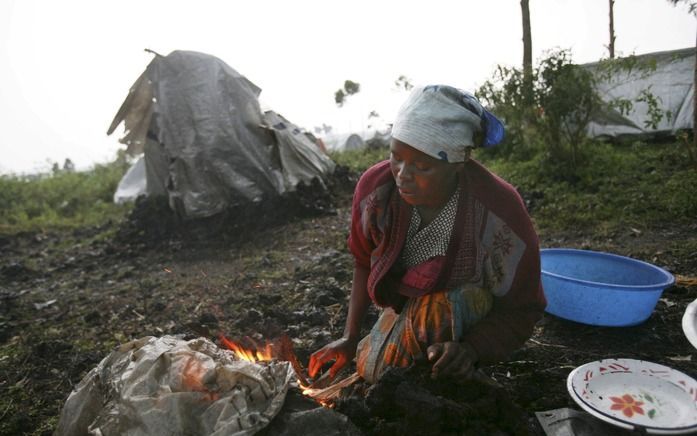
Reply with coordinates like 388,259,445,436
608,0,616,58
334,80,361,107
667,0,697,163
394,75,413,91
521,0,533,106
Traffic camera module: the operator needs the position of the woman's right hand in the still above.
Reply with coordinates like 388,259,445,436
308,337,359,379
309,265,370,380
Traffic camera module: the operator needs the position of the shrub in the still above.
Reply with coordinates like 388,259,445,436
476,49,669,182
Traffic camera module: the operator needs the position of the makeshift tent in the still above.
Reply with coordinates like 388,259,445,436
343,134,366,151
323,128,391,152
108,50,335,219
584,47,694,138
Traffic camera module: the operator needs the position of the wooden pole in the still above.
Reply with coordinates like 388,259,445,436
609,0,616,58
521,0,533,106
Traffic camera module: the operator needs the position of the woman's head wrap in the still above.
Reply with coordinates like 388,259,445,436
391,85,505,163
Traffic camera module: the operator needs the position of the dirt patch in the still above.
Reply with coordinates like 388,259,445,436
335,365,534,435
0,170,696,435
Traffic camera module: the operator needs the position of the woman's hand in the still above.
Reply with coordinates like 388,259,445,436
308,337,359,379
426,341,479,379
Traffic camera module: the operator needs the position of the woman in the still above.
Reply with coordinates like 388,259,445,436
309,85,546,383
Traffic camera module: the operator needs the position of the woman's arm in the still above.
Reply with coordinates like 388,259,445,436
342,264,371,342
308,264,371,378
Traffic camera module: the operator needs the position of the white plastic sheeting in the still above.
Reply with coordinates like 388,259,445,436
108,51,335,218
585,47,694,138
113,156,146,204
55,336,295,436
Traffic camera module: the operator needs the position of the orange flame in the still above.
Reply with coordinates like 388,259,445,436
218,334,274,362
217,333,336,408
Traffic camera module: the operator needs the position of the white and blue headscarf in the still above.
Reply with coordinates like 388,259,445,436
391,85,505,163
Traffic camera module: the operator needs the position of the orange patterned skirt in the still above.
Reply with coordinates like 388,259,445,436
356,285,493,383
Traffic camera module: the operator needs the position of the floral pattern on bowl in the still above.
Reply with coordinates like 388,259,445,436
567,358,697,434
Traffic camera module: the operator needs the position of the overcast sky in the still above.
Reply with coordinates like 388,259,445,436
0,0,694,174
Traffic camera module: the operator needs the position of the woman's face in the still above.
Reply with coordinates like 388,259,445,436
389,139,460,210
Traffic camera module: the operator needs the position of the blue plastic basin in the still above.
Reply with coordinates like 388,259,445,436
541,248,675,326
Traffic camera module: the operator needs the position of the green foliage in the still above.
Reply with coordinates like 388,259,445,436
477,49,670,180
0,158,132,233
677,130,697,166
537,50,600,163
477,49,603,167
479,140,697,233
395,75,414,91
334,89,346,106
335,80,361,107
343,80,360,95
636,87,671,129
328,147,389,172
476,65,532,159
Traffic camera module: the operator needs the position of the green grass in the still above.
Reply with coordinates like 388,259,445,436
480,140,697,232
330,140,696,235
329,147,389,172
0,160,132,234
2,141,694,237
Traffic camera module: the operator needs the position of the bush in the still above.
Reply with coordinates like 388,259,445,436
476,49,669,181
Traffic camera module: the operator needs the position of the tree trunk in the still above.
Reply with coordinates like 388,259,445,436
608,0,616,58
521,0,533,106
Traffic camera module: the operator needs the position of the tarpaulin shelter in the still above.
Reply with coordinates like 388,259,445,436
584,47,694,139
108,50,335,219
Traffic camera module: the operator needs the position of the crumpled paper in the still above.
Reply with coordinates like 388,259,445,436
56,335,295,436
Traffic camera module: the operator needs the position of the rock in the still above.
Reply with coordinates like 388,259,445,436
313,291,338,306
263,390,363,436
245,308,263,323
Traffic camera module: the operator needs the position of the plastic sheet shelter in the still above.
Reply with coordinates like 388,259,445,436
108,50,335,219
584,47,694,139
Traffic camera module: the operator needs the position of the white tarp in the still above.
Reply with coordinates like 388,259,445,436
108,50,335,218
323,128,391,152
585,47,694,138
55,336,294,436
113,156,146,204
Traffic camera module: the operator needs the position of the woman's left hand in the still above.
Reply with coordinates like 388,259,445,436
426,341,479,379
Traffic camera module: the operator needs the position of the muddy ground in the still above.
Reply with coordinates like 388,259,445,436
1,172,696,435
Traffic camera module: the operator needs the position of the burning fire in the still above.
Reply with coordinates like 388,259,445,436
218,334,274,362
217,333,337,407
